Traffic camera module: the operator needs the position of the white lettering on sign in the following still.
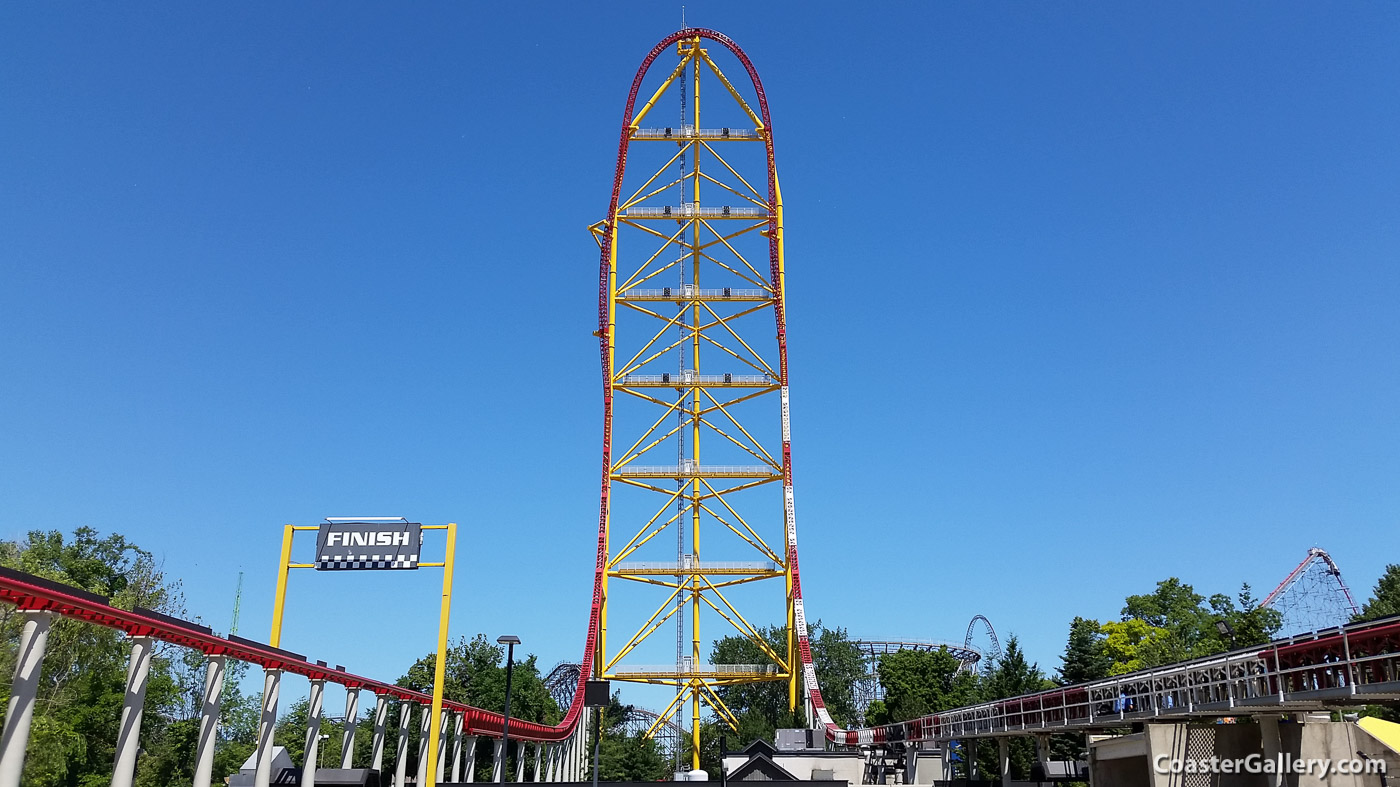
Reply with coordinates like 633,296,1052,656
326,530,411,547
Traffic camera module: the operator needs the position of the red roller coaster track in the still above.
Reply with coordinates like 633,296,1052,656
6,30,1398,772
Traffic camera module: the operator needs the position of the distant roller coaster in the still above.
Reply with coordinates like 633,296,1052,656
544,660,682,762
1261,547,1361,636
963,614,1003,665
851,618,996,716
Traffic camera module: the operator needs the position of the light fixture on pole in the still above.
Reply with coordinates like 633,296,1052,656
584,680,611,787
1216,619,1236,649
498,635,521,783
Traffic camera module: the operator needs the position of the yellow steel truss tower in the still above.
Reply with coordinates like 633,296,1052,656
590,32,793,769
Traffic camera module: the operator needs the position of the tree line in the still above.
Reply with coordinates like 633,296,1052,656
1,526,1396,784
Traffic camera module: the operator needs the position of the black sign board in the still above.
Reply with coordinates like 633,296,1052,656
315,522,421,570
584,679,611,707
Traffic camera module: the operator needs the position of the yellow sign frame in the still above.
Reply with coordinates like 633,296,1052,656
268,521,458,787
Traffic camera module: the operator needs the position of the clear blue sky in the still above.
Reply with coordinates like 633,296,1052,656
3,1,1398,716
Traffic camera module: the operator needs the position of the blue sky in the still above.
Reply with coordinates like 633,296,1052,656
3,1,1398,718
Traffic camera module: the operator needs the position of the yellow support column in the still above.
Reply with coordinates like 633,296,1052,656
269,524,294,648
423,523,457,787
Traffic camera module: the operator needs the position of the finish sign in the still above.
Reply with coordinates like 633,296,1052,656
315,521,422,570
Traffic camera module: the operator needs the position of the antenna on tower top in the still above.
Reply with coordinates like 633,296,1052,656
681,6,686,30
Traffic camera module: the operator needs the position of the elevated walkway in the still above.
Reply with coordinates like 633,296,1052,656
619,286,770,301
616,371,777,388
632,126,762,140
620,203,769,219
612,463,780,479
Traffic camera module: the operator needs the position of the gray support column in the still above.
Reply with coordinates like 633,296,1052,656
437,711,450,783
463,735,479,783
1257,714,1284,787
451,714,465,783
255,668,283,787
1035,734,1051,782
492,737,507,782
998,737,1011,787
515,741,526,783
341,688,360,769
193,655,226,787
303,678,326,787
395,702,412,787
112,636,156,787
940,741,952,783
967,739,978,780
533,742,543,782
578,723,586,779
549,744,560,782
371,694,390,772
0,611,53,787
416,704,431,787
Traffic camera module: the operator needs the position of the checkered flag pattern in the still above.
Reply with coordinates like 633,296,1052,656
317,553,419,570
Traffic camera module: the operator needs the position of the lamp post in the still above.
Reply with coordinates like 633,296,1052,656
583,680,610,787
1216,619,1237,649
498,635,521,783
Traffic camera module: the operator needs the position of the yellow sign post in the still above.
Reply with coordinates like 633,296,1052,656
268,520,457,787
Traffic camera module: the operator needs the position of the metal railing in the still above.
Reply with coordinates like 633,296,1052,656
616,372,776,387
613,560,779,573
621,204,768,219
619,286,769,300
612,663,781,676
632,127,761,140
827,614,1400,745
613,463,780,478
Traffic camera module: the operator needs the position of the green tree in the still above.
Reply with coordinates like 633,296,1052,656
1056,617,1111,686
1120,578,1208,664
709,621,863,745
0,527,253,787
1356,565,1400,622
395,634,559,780
875,647,976,723
1100,618,1168,675
1053,617,1109,765
680,720,725,780
589,692,671,781
1110,578,1279,671
1205,584,1281,649
973,637,1045,781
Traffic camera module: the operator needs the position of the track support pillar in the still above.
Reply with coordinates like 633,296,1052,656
302,678,326,787
341,688,360,769
0,611,52,787
255,667,282,787
193,655,226,787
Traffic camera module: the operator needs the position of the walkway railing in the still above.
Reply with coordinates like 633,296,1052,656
612,463,780,478
620,204,768,219
616,372,777,387
632,127,762,140
619,286,769,300
827,614,1400,746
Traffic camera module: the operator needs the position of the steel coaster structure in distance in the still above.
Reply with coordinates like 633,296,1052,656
1262,546,1362,637
852,640,982,719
